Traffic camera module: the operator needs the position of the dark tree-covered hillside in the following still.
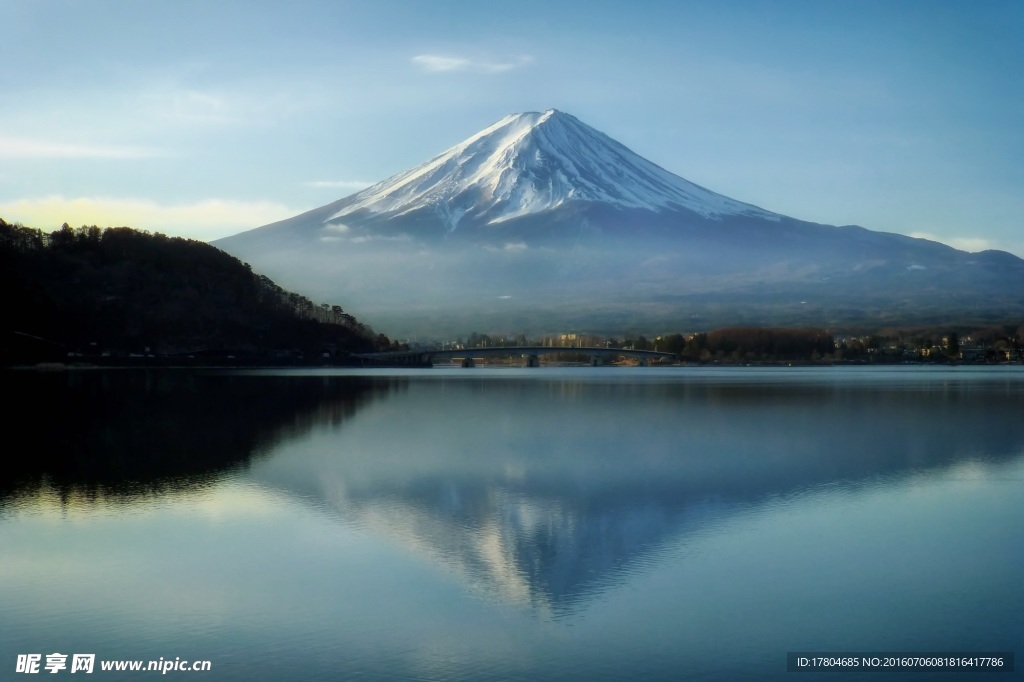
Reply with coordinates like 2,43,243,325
1,219,399,363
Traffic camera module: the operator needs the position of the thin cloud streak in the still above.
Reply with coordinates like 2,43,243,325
412,54,532,73
0,137,167,160
141,86,298,127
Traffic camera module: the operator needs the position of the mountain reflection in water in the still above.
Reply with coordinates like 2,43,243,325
6,368,1024,616
235,370,1024,614
4,367,1022,681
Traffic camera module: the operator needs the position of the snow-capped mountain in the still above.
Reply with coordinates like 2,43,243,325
329,109,777,229
215,111,1024,337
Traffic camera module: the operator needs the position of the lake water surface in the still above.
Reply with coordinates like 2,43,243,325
2,367,1022,680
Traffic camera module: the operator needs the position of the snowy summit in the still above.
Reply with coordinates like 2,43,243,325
326,109,777,231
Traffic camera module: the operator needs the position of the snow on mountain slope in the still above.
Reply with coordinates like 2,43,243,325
326,109,779,230
214,109,1024,337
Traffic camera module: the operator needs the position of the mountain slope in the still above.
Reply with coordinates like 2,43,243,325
215,111,1024,337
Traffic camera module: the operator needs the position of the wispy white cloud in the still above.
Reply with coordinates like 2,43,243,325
0,196,296,241
141,86,297,127
317,230,413,244
0,137,167,160
483,241,529,253
150,89,233,125
304,180,373,191
412,54,532,74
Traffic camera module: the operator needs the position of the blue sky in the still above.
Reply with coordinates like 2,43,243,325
2,0,1022,255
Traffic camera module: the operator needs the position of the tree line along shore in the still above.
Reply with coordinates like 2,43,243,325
1,220,403,366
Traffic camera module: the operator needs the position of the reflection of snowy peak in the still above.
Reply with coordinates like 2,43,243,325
327,109,777,230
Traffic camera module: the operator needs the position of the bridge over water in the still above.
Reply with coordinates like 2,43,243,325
354,346,677,368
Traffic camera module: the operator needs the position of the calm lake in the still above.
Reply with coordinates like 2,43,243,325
2,366,1022,680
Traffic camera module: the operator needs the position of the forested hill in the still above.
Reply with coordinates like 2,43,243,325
1,220,400,364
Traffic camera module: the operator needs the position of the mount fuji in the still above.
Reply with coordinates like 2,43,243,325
215,110,1024,337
